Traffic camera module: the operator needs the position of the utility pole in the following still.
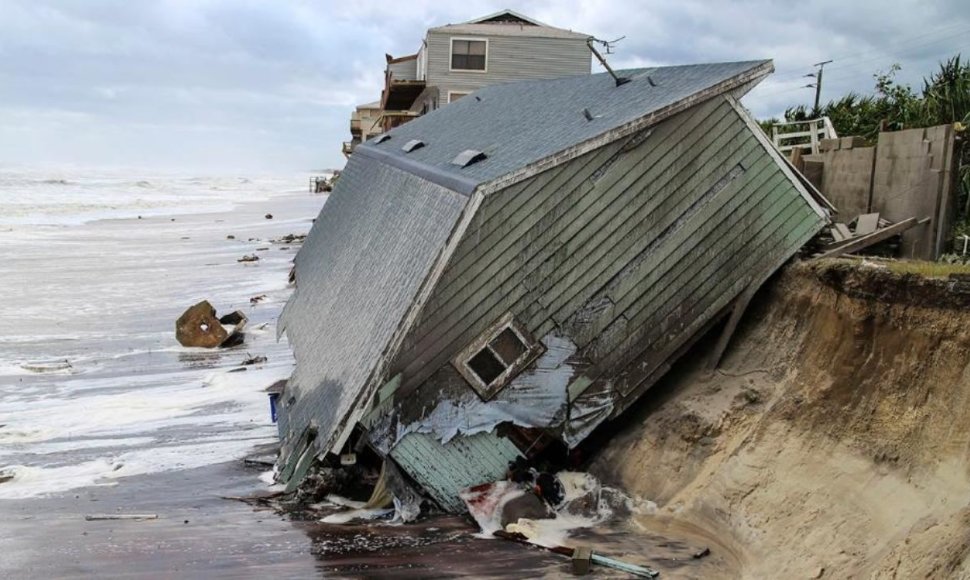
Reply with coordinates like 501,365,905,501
804,60,833,113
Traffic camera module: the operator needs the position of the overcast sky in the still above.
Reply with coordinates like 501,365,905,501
1,0,967,173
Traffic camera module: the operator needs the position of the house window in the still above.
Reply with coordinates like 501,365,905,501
451,38,487,71
448,91,471,104
453,314,544,401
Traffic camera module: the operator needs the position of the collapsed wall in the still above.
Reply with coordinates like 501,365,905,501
592,259,970,578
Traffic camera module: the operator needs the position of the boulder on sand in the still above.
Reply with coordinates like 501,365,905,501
176,301,229,348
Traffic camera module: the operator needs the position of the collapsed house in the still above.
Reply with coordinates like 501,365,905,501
275,60,830,512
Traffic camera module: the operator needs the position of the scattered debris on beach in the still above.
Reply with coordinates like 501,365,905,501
84,514,158,521
237,254,259,263
19,359,73,374
241,353,267,366
270,233,307,245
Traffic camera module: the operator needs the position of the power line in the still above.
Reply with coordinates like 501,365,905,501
757,36,969,100
769,23,970,83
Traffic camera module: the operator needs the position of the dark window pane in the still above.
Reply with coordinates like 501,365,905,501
452,40,486,70
468,348,506,386
489,328,527,365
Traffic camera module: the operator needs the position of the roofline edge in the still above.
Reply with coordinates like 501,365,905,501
355,144,478,196
476,60,775,196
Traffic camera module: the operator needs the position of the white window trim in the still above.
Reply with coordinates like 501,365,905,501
449,36,489,73
447,91,471,104
452,313,545,401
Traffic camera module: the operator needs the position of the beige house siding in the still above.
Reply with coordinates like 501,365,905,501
424,31,590,105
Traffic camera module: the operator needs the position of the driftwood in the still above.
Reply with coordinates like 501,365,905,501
84,514,158,521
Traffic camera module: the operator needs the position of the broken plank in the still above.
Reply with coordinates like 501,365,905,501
708,281,758,370
831,223,852,242
816,218,918,259
855,213,880,236
85,514,158,521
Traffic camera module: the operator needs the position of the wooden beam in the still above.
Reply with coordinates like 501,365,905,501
815,217,918,259
708,282,758,370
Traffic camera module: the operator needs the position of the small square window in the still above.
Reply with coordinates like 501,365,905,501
452,314,544,401
451,39,487,71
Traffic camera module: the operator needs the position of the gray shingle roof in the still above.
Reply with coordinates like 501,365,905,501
279,158,468,455
358,60,773,192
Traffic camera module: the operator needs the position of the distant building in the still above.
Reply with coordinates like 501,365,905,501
343,101,382,158
344,9,592,154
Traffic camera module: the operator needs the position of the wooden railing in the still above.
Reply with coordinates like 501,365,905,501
771,117,838,155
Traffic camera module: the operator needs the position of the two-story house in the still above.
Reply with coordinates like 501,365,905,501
343,9,591,155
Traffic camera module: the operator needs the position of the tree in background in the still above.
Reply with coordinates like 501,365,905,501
763,56,969,251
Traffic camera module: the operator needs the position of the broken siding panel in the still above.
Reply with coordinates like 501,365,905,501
390,432,521,512
277,157,467,458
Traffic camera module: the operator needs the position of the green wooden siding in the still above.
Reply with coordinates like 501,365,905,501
389,95,824,411
390,432,522,512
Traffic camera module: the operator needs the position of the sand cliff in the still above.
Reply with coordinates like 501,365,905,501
592,259,970,578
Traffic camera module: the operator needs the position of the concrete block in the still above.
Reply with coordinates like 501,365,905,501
840,136,867,150
819,138,841,152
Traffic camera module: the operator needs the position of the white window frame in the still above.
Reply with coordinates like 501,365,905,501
449,37,488,73
447,91,471,104
452,313,545,401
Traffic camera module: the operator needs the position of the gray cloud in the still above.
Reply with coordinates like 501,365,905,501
0,0,966,172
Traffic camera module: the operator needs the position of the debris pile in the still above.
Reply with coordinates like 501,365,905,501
815,212,919,259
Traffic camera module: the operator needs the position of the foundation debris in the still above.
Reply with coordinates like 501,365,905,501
175,301,248,348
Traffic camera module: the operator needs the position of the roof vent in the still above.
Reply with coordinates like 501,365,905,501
451,149,487,167
373,134,391,144
402,139,425,153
